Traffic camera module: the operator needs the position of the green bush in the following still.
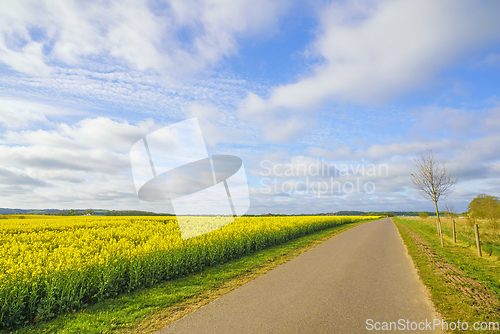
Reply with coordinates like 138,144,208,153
419,212,428,219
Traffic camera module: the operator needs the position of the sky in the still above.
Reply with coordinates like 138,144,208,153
1,0,500,214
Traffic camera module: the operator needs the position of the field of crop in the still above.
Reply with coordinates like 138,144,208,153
0,215,377,329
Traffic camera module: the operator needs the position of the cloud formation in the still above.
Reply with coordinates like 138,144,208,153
0,0,499,214
0,113,163,209
0,98,70,128
0,0,289,76
240,0,500,141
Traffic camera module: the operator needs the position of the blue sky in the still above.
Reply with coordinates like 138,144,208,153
1,0,500,214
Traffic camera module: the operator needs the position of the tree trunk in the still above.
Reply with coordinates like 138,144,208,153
434,199,444,247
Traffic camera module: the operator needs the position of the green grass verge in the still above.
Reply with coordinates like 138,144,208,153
393,217,500,333
3,220,373,334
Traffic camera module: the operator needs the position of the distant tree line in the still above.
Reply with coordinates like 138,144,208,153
334,210,444,217
0,208,60,215
53,209,96,216
104,210,174,216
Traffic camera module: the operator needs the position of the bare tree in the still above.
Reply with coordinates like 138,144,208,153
411,149,457,247
444,203,458,220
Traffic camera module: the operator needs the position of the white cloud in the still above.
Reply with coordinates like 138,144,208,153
0,66,257,126
307,139,452,161
0,113,264,211
482,105,500,133
0,0,290,76
0,166,49,187
244,118,500,212
2,117,157,150
410,105,496,138
0,145,129,173
259,115,309,142
0,97,72,128
246,141,499,214
0,116,163,209
240,0,500,141
58,117,157,151
184,103,243,147
453,133,500,166
1,110,495,213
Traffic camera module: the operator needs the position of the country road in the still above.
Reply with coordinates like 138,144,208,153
156,218,443,333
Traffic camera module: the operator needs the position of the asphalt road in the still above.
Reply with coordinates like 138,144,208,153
156,218,443,333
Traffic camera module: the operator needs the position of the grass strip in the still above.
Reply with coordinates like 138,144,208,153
393,217,500,333
4,220,373,334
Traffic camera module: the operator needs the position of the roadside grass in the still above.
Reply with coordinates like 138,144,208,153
398,217,500,295
404,216,500,257
394,217,500,333
3,219,373,334
439,217,500,257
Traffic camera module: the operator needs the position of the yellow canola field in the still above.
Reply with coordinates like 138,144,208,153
1,216,180,283
0,215,378,328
